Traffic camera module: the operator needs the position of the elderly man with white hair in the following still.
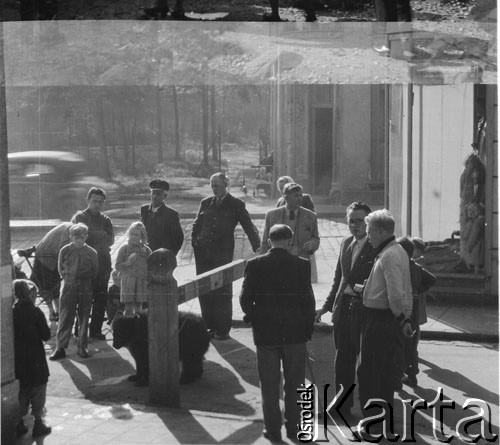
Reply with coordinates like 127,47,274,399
356,209,413,439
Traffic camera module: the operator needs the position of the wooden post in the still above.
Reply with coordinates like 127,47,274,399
147,249,180,407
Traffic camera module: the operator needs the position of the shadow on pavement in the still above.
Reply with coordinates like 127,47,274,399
177,360,257,416
398,384,500,441
210,331,260,388
57,343,140,402
419,357,499,407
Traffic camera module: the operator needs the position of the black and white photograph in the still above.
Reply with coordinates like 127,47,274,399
0,1,497,444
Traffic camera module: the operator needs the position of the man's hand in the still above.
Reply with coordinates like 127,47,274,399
315,308,326,323
402,321,414,338
303,240,315,253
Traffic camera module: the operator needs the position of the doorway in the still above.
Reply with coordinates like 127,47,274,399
311,107,333,195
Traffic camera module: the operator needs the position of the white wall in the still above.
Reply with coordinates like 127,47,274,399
411,84,474,241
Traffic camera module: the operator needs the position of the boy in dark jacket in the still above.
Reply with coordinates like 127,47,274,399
13,279,52,438
397,237,437,387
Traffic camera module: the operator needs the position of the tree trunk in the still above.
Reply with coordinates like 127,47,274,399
210,85,218,162
82,120,91,161
172,86,181,160
202,85,209,167
111,109,117,158
119,111,130,174
156,87,163,164
131,114,137,176
97,95,112,180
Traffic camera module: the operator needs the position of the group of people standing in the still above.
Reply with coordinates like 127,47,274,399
242,197,435,442
12,171,435,442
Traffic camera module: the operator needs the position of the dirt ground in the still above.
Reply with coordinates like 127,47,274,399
0,0,489,22
2,0,497,85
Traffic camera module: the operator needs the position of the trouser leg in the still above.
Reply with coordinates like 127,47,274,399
89,267,110,335
334,297,362,409
396,0,411,21
199,291,216,331
373,0,397,21
257,345,283,435
282,343,306,436
29,384,47,420
76,282,93,349
18,384,31,417
213,283,232,335
56,281,77,349
358,309,398,412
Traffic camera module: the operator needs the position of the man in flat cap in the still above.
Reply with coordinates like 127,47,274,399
192,172,261,340
140,180,184,255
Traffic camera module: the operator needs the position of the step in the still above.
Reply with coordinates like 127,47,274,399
432,286,486,296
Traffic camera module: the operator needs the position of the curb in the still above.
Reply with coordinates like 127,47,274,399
231,321,499,344
419,330,499,343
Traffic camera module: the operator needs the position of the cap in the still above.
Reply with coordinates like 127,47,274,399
396,236,414,259
412,237,426,252
149,179,169,191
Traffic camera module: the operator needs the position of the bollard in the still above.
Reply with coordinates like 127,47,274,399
147,249,180,407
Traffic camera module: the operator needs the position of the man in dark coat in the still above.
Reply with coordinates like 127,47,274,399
315,201,377,418
141,179,184,255
240,224,315,443
192,172,260,340
71,187,114,340
13,279,52,438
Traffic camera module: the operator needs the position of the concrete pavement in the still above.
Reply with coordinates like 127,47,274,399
10,195,499,445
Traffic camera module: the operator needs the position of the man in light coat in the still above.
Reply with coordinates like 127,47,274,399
260,183,319,260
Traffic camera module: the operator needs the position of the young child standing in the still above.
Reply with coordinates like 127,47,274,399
397,236,436,387
50,223,98,361
106,270,123,325
115,222,152,315
12,279,52,438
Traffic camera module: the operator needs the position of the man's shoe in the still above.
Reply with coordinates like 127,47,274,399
402,374,418,387
213,333,230,341
90,332,106,341
32,420,51,437
263,431,283,443
16,421,28,437
49,349,66,361
77,348,89,358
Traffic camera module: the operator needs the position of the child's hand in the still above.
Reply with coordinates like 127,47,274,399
126,253,138,265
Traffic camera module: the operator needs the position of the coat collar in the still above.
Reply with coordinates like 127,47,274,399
148,202,166,213
268,247,291,256
211,193,230,205
376,236,396,255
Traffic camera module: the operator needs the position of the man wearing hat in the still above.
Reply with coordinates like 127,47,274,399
141,180,184,255
260,183,319,260
192,172,261,340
